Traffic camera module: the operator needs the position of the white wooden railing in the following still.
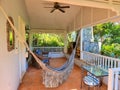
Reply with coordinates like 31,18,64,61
81,51,120,90
32,47,64,52
81,51,120,70
108,67,120,90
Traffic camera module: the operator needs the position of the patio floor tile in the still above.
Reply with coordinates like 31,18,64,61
18,57,107,90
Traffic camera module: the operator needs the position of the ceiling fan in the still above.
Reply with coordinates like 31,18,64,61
45,2,70,13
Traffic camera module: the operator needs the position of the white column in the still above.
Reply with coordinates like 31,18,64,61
91,27,94,42
63,31,68,53
29,32,33,50
80,29,83,59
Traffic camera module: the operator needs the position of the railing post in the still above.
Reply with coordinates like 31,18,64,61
108,68,114,90
114,71,119,90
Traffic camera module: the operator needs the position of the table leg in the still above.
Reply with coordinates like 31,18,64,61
80,68,84,89
98,77,102,90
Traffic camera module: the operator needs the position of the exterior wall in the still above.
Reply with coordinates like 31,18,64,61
82,27,99,53
0,0,29,90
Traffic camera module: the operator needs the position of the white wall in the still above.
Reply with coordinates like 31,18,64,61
0,0,29,90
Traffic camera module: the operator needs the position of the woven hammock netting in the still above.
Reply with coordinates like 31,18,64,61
0,6,80,88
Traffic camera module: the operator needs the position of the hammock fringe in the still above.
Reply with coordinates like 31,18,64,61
41,50,75,88
0,6,80,88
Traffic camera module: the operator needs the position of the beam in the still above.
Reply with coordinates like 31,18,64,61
30,29,66,35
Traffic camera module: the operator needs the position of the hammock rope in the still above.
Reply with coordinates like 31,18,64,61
0,6,80,88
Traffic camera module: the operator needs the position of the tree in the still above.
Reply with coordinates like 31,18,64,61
32,33,64,47
94,22,120,58
93,22,113,43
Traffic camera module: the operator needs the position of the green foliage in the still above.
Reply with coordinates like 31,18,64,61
94,22,120,58
93,22,114,42
67,31,78,50
101,44,115,57
67,31,77,42
113,43,120,58
101,43,120,58
32,33,64,47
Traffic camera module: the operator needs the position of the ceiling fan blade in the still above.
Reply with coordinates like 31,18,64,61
50,8,56,13
60,6,70,8
58,8,65,13
44,7,54,8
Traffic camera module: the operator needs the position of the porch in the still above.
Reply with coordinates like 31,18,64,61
1,0,120,90
18,57,107,90
18,45,120,90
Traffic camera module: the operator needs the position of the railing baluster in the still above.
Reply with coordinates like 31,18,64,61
96,56,98,65
100,56,102,65
105,58,107,68
103,58,105,68
95,56,97,65
94,55,96,65
98,57,99,65
114,60,117,68
32,47,64,52
111,60,113,68
108,58,110,68
97,56,99,65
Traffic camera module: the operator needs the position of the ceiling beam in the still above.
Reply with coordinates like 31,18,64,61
30,29,66,34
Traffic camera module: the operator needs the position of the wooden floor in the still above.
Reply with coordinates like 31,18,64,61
18,57,107,90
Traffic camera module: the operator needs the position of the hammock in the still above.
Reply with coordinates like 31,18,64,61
32,49,76,87
0,6,80,88
30,35,79,87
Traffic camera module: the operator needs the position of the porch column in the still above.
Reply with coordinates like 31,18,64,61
80,29,83,59
63,31,68,53
29,31,33,50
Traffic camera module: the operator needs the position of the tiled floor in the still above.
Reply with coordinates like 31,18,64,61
18,57,107,90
